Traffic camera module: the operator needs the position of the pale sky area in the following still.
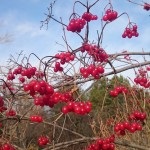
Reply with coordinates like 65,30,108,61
0,0,149,71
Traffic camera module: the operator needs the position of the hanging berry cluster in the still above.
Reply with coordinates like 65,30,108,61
109,86,128,97
54,52,75,72
61,101,92,115
102,9,118,22
114,110,146,136
0,143,16,150
134,67,150,88
67,18,86,32
128,110,147,122
122,24,139,38
6,109,16,117
7,66,44,83
80,64,104,79
38,136,49,147
30,115,43,123
81,43,108,63
82,12,98,22
85,135,115,150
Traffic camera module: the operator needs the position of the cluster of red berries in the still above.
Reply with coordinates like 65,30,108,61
143,3,150,11
6,109,16,117
67,18,86,32
55,52,75,64
82,12,98,22
34,91,73,108
7,66,44,84
109,86,128,97
30,115,43,123
128,110,147,122
114,121,143,136
134,76,150,88
54,62,63,72
81,43,108,62
122,25,139,38
80,64,104,79
61,101,92,115
102,9,118,22
38,136,49,147
23,80,54,97
85,135,115,150
54,52,75,72
0,143,15,150
114,110,146,136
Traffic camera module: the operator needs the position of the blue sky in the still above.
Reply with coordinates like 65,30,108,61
0,0,149,67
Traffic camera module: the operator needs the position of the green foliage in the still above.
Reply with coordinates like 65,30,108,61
87,75,131,109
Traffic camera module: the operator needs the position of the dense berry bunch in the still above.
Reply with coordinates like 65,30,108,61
85,135,115,150
48,91,74,107
133,67,150,88
23,80,54,97
33,91,74,108
61,101,92,115
128,110,147,122
81,43,108,62
109,86,128,97
82,12,98,22
114,121,143,135
143,3,150,11
134,76,150,88
67,18,86,32
122,25,139,38
7,66,44,83
38,136,49,147
6,109,16,117
30,115,43,123
54,51,75,72
80,64,104,79
0,143,16,150
102,9,118,22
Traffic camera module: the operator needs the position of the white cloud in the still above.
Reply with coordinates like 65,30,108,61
14,21,49,38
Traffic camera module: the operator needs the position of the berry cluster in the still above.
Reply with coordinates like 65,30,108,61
67,18,86,32
134,76,150,88
6,109,16,117
54,62,63,72
122,25,139,38
33,91,74,108
114,110,146,136
61,101,92,115
7,66,44,83
114,121,142,135
109,86,128,97
17,66,36,79
54,52,75,72
143,3,150,11
128,110,147,122
0,143,15,150
55,52,75,64
85,135,115,150
81,43,108,62
82,12,98,22
80,64,104,79
102,9,118,22
23,80,54,97
30,115,43,123
38,136,49,147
